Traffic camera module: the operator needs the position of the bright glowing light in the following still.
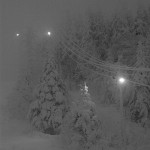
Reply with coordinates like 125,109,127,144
16,33,20,37
47,32,51,36
118,77,126,84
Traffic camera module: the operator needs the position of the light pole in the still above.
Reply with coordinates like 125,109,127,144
118,77,127,150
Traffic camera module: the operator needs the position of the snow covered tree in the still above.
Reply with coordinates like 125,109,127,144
133,7,150,37
130,39,150,125
27,57,69,134
87,11,108,61
61,82,102,150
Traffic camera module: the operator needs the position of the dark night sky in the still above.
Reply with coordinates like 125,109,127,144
1,0,150,83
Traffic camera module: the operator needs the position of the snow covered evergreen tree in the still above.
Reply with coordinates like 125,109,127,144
130,39,150,125
133,7,149,37
27,57,69,134
61,82,102,150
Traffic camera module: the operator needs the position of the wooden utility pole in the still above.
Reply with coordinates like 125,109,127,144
119,86,127,150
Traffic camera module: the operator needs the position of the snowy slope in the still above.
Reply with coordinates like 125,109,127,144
95,104,150,150
1,132,63,150
0,81,64,150
0,115,64,150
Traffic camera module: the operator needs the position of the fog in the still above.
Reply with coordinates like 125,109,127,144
1,0,150,150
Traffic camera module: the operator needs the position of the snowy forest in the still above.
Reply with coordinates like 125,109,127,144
1,5,150,150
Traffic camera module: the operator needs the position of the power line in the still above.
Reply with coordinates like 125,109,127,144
58,36,150,88
59,28,150,72
61,42,115,80
66,38,134,76
60,37,118,76
52,28,150,88
58,30,133,78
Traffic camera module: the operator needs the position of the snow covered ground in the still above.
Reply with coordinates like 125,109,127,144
0,81,63,150
94,104,150,150
1,132,63,150
0,117,64,150
1,82,150,150
1,109,150,150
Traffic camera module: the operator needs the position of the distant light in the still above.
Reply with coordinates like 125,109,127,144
118,77,126,84
47,32,51,36
16,33,20,37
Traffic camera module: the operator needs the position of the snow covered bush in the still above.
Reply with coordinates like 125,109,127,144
27,57,69,135
61,83,102,150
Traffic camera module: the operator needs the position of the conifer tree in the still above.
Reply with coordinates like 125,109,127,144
130,39,150,124
28,57,69,134
62,82,101,150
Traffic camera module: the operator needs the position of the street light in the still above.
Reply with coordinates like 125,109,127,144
118,77,126,85
119,77,126,84
16,33,20,37
47,31,51,36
